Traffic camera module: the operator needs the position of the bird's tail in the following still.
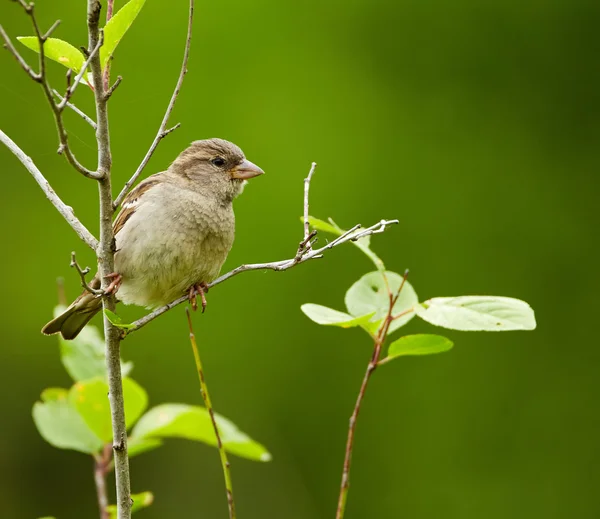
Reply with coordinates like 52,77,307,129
42,277,103,340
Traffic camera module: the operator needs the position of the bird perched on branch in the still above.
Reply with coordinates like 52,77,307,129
42,138,264,340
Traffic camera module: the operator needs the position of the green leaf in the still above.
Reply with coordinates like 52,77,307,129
386,334,454,360
107,491,154,518
70,377,148,442
33,388,103,454
415,296,536,331
17,37,86,74
131,404,272,462
53,305,133,381
300,304,376,328
101,0,147,68
103,309,134,330
127,436,163,458
345,271,418,335
306,216,340,235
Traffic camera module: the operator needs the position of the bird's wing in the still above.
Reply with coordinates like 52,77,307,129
113,174,163,236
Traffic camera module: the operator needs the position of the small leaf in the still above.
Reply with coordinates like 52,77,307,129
127,437,163,458
345,271,418,335
70,377,148,442
101,0,147,68
386,334,454,360
131,404,272,462
107,491,154,518
103,309,134,330
53,305,133,381
33,389,103,454
300,304,376,328
415,296,536,331
17,37,85,74
305,216,340,235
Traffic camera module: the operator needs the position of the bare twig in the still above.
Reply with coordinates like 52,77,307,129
102,0,115,92
186,309,236,519
303,162,317,242
0,129,98,249
104,75,122,100
0,23,41,80
335,270,409,519
113,0,195,209
70,252,103,295
53,89,97,129
122,159,398,337
0,25,42,83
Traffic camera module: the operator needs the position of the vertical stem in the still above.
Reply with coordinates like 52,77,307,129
186,309,236,519
94,444,112,519
335,271,407,519
103,0,114,92
87,1,131,518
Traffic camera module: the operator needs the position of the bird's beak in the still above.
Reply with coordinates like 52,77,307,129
230,159,265,180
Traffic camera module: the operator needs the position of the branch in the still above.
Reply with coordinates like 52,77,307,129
113,0,195,209
0,129,99,250
123,159,398,336
86,1,130,518
335,271,409,519
5,1,101,179
0,23,40,81
53,89,97,129
186,309,236,519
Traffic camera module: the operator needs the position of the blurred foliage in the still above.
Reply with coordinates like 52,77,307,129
1,0,598,518
32,308,269,517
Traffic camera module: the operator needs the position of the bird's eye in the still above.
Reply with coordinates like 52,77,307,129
211,157,226,167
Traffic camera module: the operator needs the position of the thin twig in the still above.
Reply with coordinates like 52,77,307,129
124,218,398,336
0,23,40,80
186,309,236,519
0,129,98,249
53,89,97,129
102,0,114,92
94,444,112,519
104,75,122,100
113,0,195,209
303,162,317,242
70,252,103,295
335,270,410,518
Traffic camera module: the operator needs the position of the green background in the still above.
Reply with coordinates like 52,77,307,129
1,0,598,517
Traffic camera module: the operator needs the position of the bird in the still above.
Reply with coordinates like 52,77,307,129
42,138,264,340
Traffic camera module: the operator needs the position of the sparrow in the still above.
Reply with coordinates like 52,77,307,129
42,138,264,340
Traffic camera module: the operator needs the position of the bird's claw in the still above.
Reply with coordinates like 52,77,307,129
104,273,122,296
189,282,209,313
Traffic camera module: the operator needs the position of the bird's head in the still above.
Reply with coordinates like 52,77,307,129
169,138,264,202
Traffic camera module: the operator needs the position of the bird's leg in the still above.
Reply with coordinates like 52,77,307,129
188,282,209,313
103,273,122,295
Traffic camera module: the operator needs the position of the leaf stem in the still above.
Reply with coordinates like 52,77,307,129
186,309,236,519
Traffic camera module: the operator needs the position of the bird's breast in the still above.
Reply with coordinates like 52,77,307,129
114,184,235,308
